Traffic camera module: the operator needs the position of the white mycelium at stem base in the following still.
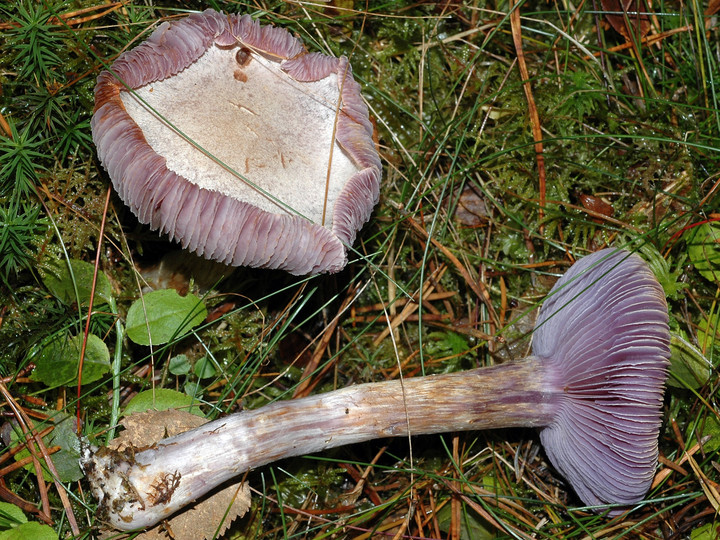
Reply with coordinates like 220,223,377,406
82,249,670,530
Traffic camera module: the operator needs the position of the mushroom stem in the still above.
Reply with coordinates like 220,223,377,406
83,249,670,530
85,359,553,530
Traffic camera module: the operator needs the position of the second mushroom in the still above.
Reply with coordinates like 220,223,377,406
82,248,670,530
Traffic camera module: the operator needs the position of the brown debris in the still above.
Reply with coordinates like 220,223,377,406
102,410,251,540
600,0,652,40
452,185,489,227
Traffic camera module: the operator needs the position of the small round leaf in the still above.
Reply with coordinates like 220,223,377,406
42,258,113,307
123,388,203,417
169,354,192,376
31,333,110,387
126,289,207,346
194,356,217,379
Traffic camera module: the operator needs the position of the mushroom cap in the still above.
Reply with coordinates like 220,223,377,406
534,249,670,512
92,9,381,275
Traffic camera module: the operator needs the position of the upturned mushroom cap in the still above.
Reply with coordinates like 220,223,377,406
92,9,381,275
534,249,670,512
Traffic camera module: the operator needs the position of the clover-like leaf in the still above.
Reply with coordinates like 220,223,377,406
8,412,82,483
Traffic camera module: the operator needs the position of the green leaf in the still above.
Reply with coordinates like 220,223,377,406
44,412,83,482
194,356,217,379
123,388,203,417
639,243,687,300
169,354,191,376
0,503,26,531
184,381,203,400
42,258,113,307
31,333,110,387
0,521,56,540
686,222,720,282
425,331,469,370
436,502,494,540
697,415,720,453
8,412,82,483
697,315,720,360
692,523,720,540
668,334,711,388
126,289,207,346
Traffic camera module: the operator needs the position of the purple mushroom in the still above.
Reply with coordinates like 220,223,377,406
82,248,670,529
92,9,381,275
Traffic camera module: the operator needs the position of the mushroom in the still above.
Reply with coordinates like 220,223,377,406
92,9,381,275
82,248,670,529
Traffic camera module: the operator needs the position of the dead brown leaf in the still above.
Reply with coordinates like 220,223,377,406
706,0,720,17
101,409,251,540
600,0,652,40
451,185,489,228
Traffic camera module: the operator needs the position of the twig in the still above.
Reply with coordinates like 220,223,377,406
405,214,499,329
509,0,546,224
0,383,79,534
76,185,113,431
293,284,361,398
372,264,446,347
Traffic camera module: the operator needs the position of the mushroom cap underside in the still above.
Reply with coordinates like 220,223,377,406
533,248,670,512
92,9,381,275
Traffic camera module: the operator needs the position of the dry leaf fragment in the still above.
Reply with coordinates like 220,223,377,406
452,185,489,227
600,0,652,40
706,0,720,17
686,450,720,512
102,410,251,540
578,193,614,222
